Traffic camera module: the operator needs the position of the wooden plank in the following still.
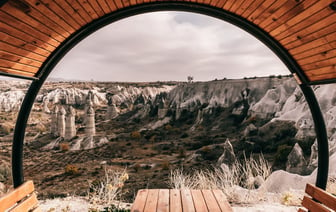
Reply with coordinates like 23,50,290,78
294,41,336,60
305,183,336,211
201,190,221,212
144,189,159,212
265,1,316,33
77,0,99,20
0,181,35,212
131,189,148,212
0,42,46,62
308,73,336,83
235,0,255,16
0,11,61,46
64,0,92,23
0,32,51,57
222,0,235,11
298,49,336,67
87,0,105,17
0,22,56,51
3,1,71,39
301,196,330,212
11,193,39,212
212,189,233,212
215,0,228,9
271,1,328,37
0,50,43,67
248,0,277,23
0,67,35,78
169,189,182,212
229,0,247,14
253,1,286,25
157,189,169,212
276,6,333,41
114,0,124,9
283,22,336,49
0,58,40,72
56,0,87,26
191,190,208,212
96,0,112,14
289,31,336,55
181,189,195,212
241,0,265,18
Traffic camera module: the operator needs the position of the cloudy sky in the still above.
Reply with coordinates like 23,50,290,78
50,12,290,82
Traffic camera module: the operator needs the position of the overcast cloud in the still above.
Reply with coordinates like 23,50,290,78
50,12,290,82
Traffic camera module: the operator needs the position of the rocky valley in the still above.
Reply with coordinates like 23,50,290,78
1,76,336,206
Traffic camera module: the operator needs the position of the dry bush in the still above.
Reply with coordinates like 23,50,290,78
88,167,129,210
130,131,141,140
59,142,70,151
64,164,79,175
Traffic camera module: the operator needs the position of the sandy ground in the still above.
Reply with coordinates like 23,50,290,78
39,197,300,212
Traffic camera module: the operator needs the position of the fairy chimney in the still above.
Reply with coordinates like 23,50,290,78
85,104,95,136
57,106,66,137
65,106,76,141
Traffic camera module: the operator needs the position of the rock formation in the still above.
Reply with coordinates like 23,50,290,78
106,94,118,120
157,98,168,119
85,104,96,136
50,106,59,136
57,106,66,138
217,139,236,166
286,143,306,174
65,106,76,141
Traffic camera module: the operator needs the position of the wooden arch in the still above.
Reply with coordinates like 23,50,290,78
0,0,334,190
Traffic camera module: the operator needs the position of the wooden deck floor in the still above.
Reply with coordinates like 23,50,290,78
131,189,232,212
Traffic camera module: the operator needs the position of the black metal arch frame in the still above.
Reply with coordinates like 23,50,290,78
12,2,329,190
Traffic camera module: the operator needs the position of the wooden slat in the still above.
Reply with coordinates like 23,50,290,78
0,67,35,78
240,0,264,18
0,32,51,57
0,11,60,47
301,57,336,71
0,181,35,212
308,73,336,83
0,58,40,72
0,42,46,62
11,193,39,212
0,50,43,67
114,0,124,9
235,0,254,16
248,0,277,23
271,1,328,37
191,190,208,212
64,0,92,23
77,0,99,20
294,41,336,60
169,189,182,212
56,0,87,26
215,0,227,9
212,189,233,212
222,0,235,11
276,6,333,41
289,31,336,55
228,0,246,14
306,66,336,77
157,189,169,212
253,1,286,25
305,183,336,211
144,189,159,211
2,1,70,40
181,189,195,212
131,189,148,212
87,0,105,17
96,0,112,14
201,190,221,212
301,196,331,212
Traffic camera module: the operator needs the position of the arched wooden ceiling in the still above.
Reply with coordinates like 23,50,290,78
0,0,335,84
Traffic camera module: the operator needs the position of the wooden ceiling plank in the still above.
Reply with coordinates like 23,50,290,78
65,0,92,23
306,66,336,77
77,0,99,20
0,42,46,62
0,21,56,51
265,1,316,33
23,0,76,34
113,0,124,9
284,22,336,50
215,0,227,8
0,50,43,67
57,0,87,26
0,32,51,57
288,29,336,55
105,0,118,11
298,48,336,66
223,0,235,11
253,0,285,25
271,1,328,37
235,0,255,16
0,58,39,72
308,71,336,82
301,57,336,71
241,0,265,18
0,10,64,45
248,0,276,23
229,0,246,14
87,0,105,17
294,41,336,60
259,0,299,29
0,68,36,77
276,6,332,41
96,0,112,14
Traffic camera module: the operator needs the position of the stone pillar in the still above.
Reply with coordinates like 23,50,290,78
65,106,76,141
85,105,95,136
106,104,118,120
42,96,50,113
57,106,66,137
51,106,59,136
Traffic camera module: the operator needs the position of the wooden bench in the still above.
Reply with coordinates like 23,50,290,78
0,180,40,212
131,189,232,212
299,183,336,212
